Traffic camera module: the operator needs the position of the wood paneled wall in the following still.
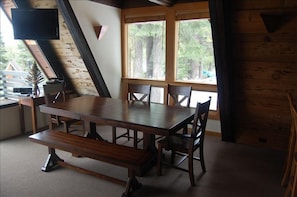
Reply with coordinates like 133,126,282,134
230,0,297,150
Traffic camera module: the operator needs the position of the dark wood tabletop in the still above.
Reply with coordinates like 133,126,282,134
39,95,195,150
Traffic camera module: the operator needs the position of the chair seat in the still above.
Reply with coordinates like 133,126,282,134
159,134,200,152
59,117,80,124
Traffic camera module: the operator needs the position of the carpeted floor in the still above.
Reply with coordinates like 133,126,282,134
0,126,286,197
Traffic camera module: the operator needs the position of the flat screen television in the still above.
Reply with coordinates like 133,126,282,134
11,8,59,40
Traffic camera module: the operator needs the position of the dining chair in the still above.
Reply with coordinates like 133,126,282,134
43,83,83,134
157,97,211,186
282,93,297,187
112,83,152,148
167,84,192,107
167,84,192,134
284,93,297,196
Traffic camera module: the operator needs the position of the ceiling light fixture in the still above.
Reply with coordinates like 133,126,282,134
148,0,174,7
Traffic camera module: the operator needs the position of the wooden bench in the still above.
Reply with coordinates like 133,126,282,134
29,130,154,197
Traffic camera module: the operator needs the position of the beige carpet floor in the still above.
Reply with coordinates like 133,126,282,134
0,126,286,197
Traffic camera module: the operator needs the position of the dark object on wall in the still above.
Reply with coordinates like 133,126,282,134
11,8,59,40
260,12,294,33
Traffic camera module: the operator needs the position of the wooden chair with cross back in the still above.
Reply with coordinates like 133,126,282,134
157,97,211,186
167,84,192,134
43,82,83,134
112,83,151,148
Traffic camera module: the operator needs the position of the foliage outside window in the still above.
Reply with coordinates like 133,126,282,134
176,19,216,84
0,9,45,100
127,21,165,80
122,2,219,119
0,10,34,71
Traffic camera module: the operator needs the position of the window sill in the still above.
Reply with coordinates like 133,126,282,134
0,99,19,109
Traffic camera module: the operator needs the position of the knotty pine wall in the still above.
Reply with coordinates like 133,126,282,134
230,0,297,150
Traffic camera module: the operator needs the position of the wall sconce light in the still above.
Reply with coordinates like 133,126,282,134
94,25,108,40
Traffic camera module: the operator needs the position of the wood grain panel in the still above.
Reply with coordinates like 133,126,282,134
234,41,297,62
231,0,297,150
231,0,297,10
233,33,297,43
232,11,267,33
232,10,297,34
236,129,288,150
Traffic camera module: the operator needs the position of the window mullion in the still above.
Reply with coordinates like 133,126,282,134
165,9,176,83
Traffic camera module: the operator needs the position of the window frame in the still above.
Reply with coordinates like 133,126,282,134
121,2,219,120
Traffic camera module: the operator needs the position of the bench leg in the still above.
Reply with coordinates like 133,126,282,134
41,147,64,172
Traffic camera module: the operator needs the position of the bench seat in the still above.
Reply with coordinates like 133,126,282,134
29,130,154,197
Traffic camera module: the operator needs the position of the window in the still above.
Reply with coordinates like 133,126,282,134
176,19,216,84
122,2,219,119
127,21,166,80
0,8,46,100
0,9,35,71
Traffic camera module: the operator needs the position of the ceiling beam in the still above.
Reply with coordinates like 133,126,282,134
88,0,122,8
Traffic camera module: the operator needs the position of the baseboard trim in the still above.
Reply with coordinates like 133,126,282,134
206,130,221,137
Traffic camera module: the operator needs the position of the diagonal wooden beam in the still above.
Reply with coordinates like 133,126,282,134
57,0,111,97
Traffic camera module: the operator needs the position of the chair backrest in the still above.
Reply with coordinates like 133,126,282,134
128,84,151,102
281,93,297,186
291,97,297,152
191,97,211,143
167,84,192,107
43,83,66,105
288,93,297,153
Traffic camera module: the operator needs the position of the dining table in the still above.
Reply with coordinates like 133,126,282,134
39,95,196,152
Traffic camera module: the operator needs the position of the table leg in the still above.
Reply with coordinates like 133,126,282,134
142,133,156,152
31,102,38,133
84,121,105,140
19,103,25,134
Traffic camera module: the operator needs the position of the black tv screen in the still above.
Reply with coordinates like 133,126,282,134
11,8,59,40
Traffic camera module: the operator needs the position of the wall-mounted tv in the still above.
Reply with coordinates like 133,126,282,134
11,8,59,40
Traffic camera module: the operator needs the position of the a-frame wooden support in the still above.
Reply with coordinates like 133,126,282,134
57,0,111,97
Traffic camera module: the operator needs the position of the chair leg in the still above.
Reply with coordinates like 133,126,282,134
200,147,206,172
182,125,188,134
63,122,69,133
133,130,138,148
188,152,195,186
112,127,117,144
171,150,176,164
127,129,130,140
284,156,297,197
157,143,163,176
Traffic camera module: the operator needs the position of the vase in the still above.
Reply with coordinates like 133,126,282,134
33,84,40,96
